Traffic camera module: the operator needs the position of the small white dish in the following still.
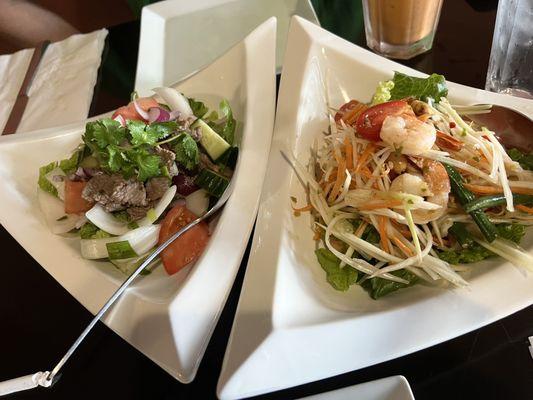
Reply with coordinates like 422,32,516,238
217,16,533,400
134,0,319,96
299,376,414,400
0,18,276,383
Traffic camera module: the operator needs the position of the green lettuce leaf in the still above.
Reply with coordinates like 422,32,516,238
438,223,526,264
507,148,533,171
38,162,59,197
371,80,394,105
173,133,199,170
361,269,419,299
315,248,358,291
59,148,82,174
106,241,137,260
79,222,112,239
389,72,448,103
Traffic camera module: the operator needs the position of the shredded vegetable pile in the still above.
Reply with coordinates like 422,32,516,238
290,72,533,299
38,88,237,276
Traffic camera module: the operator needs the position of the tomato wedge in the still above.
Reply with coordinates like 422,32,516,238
111,97,159,122
355,100,414,141
158,204,210,275
64,180,93,214
334,100,366,126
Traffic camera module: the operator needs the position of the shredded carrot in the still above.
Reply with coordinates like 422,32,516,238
359,166,373,179
377,216,390,253
392,236,413,257
358,199,403,210
344,136,354,170
292,204,313,212
355,221,368,237
328,152,347,202
516,204,533,214
355,143,375,173
418,113,431,122
464,183,533,196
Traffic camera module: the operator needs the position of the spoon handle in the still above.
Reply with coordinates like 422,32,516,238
0,372,51,396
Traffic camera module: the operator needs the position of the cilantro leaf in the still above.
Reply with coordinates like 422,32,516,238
188,98,209,118
38,162,59,197
126,147,161,181
104,144,125,172
84,119,126,149
315,248,358,291
173,133,199,170
389,72,448,103
127,120,177,146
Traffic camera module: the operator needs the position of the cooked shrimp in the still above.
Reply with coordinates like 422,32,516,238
389,160,450,223
380,114,436,156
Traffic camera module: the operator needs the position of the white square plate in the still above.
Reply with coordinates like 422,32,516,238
299,376,414,400
0,18,276,384
134,0,319,95
217,17,533,399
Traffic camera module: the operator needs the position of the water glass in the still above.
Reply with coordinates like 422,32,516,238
485,0,533,99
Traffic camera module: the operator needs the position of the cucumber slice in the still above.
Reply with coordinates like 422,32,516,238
217,146,239,171
192,119,230,160
195,169,229,198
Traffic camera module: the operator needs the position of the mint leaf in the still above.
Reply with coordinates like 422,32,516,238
315,248,358,291
38,162,59,197
389,72,448,103
173,133,199,170
209,99,236,145
188,98,209,118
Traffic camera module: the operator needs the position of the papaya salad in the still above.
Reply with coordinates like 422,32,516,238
37,88,237,275
290,72,533,299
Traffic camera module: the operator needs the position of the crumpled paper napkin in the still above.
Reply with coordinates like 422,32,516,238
0,29,108,135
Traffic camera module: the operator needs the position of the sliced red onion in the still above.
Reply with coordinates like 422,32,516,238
172,173,199,196
133,100,150,121
113,114,126,127
148,107,171,123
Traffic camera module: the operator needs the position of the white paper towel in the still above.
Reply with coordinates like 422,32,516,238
0,29,108,135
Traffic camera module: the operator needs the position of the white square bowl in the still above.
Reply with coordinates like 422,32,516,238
0,18,276,384
134,0,319,96
217,16,533,399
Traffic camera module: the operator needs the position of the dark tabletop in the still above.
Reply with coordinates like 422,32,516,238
1,1,532,399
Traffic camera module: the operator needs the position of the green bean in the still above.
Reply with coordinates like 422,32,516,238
464,194,533,213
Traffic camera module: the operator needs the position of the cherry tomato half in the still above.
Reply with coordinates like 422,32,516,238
355,100,414,141
111,97,159,122
158,204,210,275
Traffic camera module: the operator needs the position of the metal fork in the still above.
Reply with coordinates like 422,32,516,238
0,180,234,396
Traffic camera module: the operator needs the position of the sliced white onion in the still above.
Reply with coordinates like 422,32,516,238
45,167,66,200
185,189,209,216
152,87,193,117
133,100,150,120
85,204,129,235
80,224,161,259
38,189,81,234
138,185,177,226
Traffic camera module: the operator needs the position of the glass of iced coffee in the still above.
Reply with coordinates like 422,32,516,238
362,0,444,59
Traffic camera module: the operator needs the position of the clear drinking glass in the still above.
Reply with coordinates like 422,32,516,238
485,0,533,99
362,0,444,60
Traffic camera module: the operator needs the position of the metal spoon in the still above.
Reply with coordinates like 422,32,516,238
465,104,533,152
0,180,235,396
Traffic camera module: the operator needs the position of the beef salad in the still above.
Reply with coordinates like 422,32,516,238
38,88,237,275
